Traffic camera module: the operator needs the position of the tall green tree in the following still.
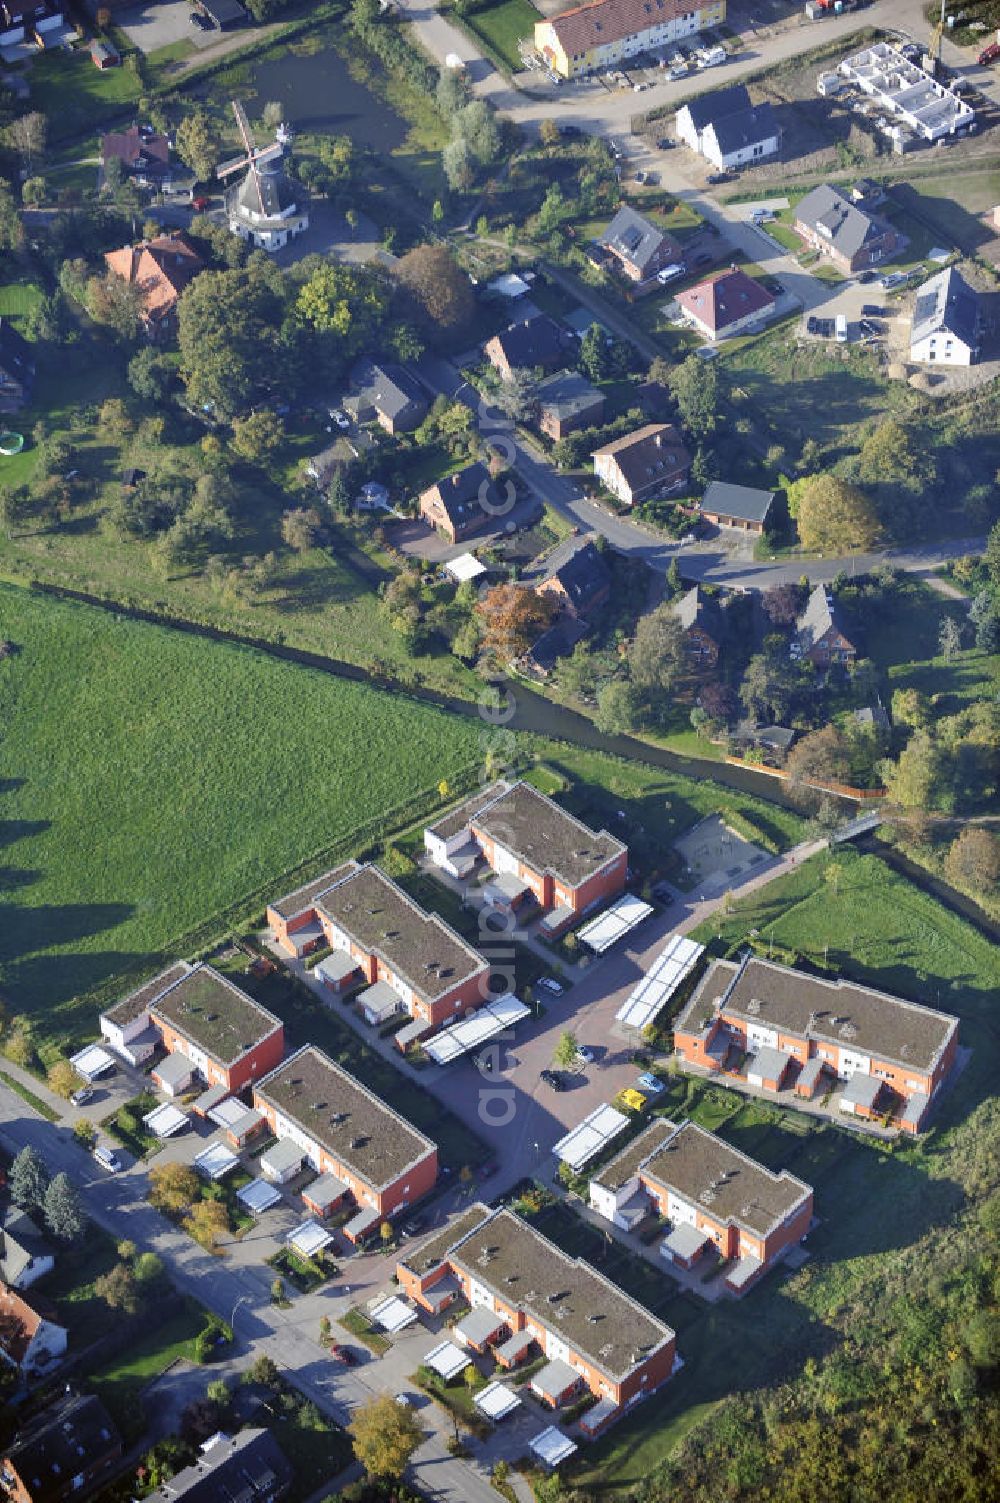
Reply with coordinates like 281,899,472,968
43,1172,86,1242
669,354,718,439
10,1146,50,1213
175,111,220,183
796,474,881,554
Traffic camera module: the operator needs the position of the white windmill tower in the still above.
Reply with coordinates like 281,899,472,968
216,99,308,253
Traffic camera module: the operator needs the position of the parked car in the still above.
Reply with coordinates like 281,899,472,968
656,263,686,285
541,1069,566,1091
402,1214,428,1238
93,1145,121,1172
668,64,688,80
70,1086,94,1108
191,195,210,211
190,10,212,28
706,171,732,185
636,1072,666,1095
857,270,876,283
329,408,350,429
651,881,674,905
330,1344,358,1365
576,1046,595,1065
634,170,649,185
538,976,564,995
656,136,675,150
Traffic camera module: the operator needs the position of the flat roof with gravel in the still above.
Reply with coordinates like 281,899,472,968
425,782,509,844
103,962,191,1028
407,1206,673,1383
639,1120,810,1239
254,1044,436,1193
150,964,282,1069
469,781,625,890
267,863,357,922
707,956,956,1073
315,865,488,1005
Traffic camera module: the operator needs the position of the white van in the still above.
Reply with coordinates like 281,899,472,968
835,314,848,343
94,1144,122,1172
699,46,727,68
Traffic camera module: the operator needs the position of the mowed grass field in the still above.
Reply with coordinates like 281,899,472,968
0,585,482,1045
458,0,540,72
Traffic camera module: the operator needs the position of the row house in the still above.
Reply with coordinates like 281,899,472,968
674,954,959,1132
266,861,491,1032
590,1119,813,1294
397,1205,676,1427
424,780,627,935
534,0,725,80
99,962,284,1095
253,1045,438,1231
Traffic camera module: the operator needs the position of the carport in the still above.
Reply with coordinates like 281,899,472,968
370,1294,418,1334
475,1381,521,1423
423,1340,470,1381
70,1044,116,1081
237,1177,282,1215
143,1102,189,1139
287,1220,334,1258
577,893,654,954
529,1426,577,1468
193,1142,240,1181
553,1105,630,1172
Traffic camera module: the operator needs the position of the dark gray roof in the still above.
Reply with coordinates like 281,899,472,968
197,0,247,23
910,266,980,350
539,535,611,613
680,83,752,132
422,461,500,529
708,101,778,155
734,721,797,752
841,1071,885,1109
268,863,356,922
103,961,192,1028
231,156,298,221
536,368,604,423
152,1428,290,1502
526,618,588,672
352,359,426,422
0,1209,50,1285
6,1396,121,1503
795,183,883,260
601,205,672,274
701,480,774,525
488,313,566,368
255,1044,437,1192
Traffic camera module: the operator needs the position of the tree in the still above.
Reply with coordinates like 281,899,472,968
595,678,639,735
984,519,1000,588
628,602,684,695
969,590,1000,653
938,616,963,661
578,322,611,383
327,469,350,515
232,409,284,465
796,475,881,555
184,1199,228,1252
856,419,922,488
73,1120,97,1150
349,1394,423,1479
552,1030,580,1070
945,827,1000,895
43,1173,86,1242
87,272,145,341
394,245,475,340
379,1220,393,1245
890,687,931,732
46,1059,82,1099
128,347,174,405
739,650,801,724
455,100,501,165
882,730,952,811
319,1314,332,1345
94,1263,140,1315
442,137,474,192
117,1239,137,1262
178,265,291,419
245,1353,281,1389
762,582,804,629
538,118,561,147
148,1162,200,1216
262,100,284,130
281,506,322,551
486,365,538,421
785,725,852,806
476,583,556,660
21,176,45,207
5,112,46,175
176,111,219,182
134,1251,165,1285
10,1146,49,1212
669,354,718,438
699,679,738,726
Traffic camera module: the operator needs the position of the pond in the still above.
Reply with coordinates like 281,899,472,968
239,45,409,154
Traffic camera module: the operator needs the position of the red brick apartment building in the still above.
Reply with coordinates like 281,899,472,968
424,780,627,935
99,962,284,1094
266,862,490,1030
590,1119,813,1294
674,955,958,1133
253,1045,438,1225
397,1205,676,1428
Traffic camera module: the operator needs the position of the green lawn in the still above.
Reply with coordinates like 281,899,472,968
457,0,540,72
103,1092,163,1160
35,1225,120,1345
0,585,482,1046
89,1300,209,1441
0,277,44,332
339,1306,390,1353
28,48,143,142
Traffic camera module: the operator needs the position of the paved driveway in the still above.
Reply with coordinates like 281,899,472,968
118,0,217,55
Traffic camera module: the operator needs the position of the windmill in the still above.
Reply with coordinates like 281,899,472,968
216,99,307,252
216,99,284,201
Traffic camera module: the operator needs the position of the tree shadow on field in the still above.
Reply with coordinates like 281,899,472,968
5,947,147,1026
0,901,135,967
0,819,51,849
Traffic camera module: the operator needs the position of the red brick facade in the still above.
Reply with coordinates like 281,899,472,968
468,830,627,920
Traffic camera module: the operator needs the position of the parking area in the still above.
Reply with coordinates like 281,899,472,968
118,0,218,55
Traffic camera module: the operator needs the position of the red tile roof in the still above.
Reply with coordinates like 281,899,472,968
104,232,204,325
542,0,692,57
675,268,775,335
